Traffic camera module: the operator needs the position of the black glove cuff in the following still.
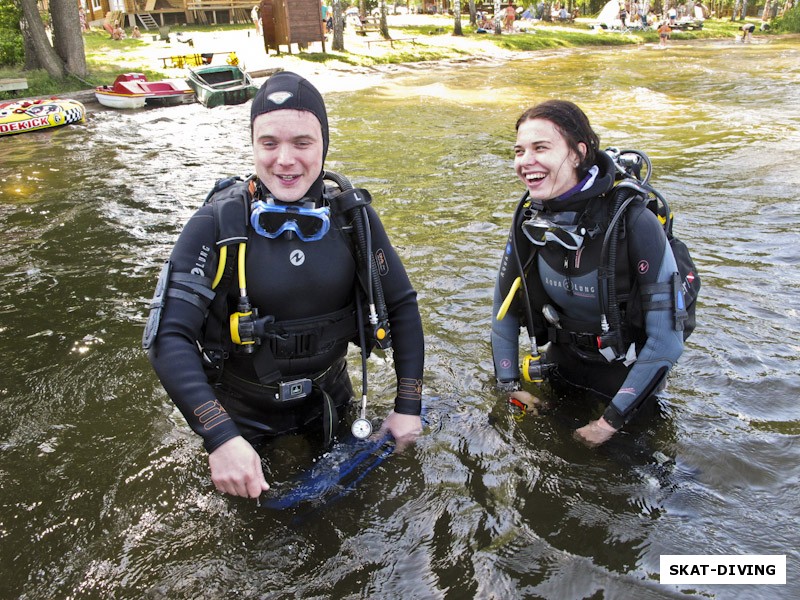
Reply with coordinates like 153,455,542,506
394,397,422,416
496,379,521,393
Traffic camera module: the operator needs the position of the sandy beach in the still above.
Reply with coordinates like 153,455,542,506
99,14,526,94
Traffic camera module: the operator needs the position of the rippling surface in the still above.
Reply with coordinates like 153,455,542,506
1,39,799,599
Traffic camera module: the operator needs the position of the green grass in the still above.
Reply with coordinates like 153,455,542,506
1,29,173,100
475,17,763,51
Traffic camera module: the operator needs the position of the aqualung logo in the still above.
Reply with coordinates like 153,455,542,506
290,249,305,266
268,91,293,105
192,245,211,276
544,276,596,297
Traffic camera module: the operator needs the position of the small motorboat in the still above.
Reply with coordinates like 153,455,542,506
94,73,195,109
0,97,85,136
186,65,258,109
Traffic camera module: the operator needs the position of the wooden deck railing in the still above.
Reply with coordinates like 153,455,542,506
186,1,255,9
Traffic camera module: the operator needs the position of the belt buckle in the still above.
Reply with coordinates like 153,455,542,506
277,378,312,402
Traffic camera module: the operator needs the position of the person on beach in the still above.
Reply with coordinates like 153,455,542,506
658,20,672,46
145,72,425,499
740,23,755,43
504,3,517,31
490,100,686,447
251,5,262,35
111,21,126,40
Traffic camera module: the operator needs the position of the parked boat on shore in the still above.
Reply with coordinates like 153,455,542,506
186,65,258,108
95,73,195,109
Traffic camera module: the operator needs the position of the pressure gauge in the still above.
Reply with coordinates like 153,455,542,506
351,417,373,440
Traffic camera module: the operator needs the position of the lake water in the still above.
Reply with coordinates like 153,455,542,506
1,38,798,599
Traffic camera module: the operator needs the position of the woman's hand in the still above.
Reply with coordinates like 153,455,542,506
379,411,422,452
509,389,544,414
574,417,618,447
208,436,270,498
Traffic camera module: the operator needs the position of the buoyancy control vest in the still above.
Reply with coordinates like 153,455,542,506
143,171,391,387
511,149,700,365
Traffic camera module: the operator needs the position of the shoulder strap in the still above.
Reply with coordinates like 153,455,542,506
208,178,253,247
197,178,254,381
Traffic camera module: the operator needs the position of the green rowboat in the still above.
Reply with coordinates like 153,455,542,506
187,65,258,109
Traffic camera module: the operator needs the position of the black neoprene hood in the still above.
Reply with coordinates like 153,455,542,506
250,71,329,163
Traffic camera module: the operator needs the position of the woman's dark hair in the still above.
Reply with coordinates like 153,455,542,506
515,100,600,174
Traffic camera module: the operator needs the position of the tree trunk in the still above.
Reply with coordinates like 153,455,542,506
453,0,463,35
49,0,87,77
468,0,476,26
379,1,389,39
19,0,66,78
20,16,41,70
494,0,502,34
332,0,344,52
731,0,742,20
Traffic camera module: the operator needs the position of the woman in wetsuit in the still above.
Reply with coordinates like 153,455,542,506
491,100,684,446
148,72,425,498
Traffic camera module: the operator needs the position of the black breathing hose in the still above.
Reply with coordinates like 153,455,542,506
599,185,638,354
323,171,389,336
510,193,539,349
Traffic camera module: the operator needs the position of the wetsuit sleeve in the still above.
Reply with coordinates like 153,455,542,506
491,229,523,383
603,207,685,428
148,205,242,453
365,206,425,416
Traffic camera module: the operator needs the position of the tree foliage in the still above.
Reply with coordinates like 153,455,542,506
774,5,800,31
0,0,24,66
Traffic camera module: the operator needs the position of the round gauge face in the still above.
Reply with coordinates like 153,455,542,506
351,418,373,439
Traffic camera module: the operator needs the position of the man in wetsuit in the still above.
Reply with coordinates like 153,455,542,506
147,72,425,498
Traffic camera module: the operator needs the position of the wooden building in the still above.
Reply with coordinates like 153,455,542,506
78,0,256,30
259,0,325,54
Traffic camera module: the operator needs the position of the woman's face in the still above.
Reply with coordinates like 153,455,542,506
514,118,585,202
252,109,323,202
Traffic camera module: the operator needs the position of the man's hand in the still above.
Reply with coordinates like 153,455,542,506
379,411,422,452
574,417,618,448
208,436,270,498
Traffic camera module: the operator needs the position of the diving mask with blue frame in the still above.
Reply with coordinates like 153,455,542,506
250,198,331,242
521,210,585,251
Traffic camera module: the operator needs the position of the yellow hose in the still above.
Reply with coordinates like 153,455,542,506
496,276,522,321
237,242,247,292
212,246,227,289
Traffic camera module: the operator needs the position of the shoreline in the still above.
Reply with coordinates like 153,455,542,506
23,15,798,105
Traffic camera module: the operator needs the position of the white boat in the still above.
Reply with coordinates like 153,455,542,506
95,73,195,109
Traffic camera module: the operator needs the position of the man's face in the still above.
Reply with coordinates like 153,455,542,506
252,109,323,202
